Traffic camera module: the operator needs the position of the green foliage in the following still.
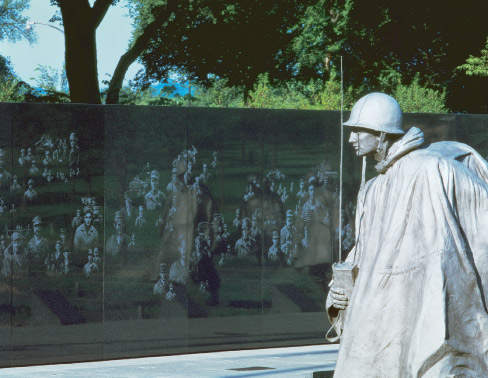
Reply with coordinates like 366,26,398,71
291,0,353,77
18,64,70,103
136,0,312,95
244,73,353,111
0,76,24,102
192,78,244,108
0,0,36,43
32,64,68,93
104,82,186,106
457,37,488,77
393,75,447,114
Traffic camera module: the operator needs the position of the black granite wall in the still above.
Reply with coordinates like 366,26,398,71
0,103,485,367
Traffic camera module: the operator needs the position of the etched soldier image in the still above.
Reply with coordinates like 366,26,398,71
192,235,220,306
1,232,24,277
24,179,37,202
29,160,40,176
301,226,309,250
71,209,83,229
42,150,51,167
74,206,99,267
211,151,217,169
300,183,326,225
166,168,180,194
233,208,241,229
165,283,176,301
199,163,212,184
62,251,69,274
128,233,136,251
218,253,225,267
27,216,49,275
58,228,69,251
169,241,188,286
0,235,6,252
0,199,7,214
18,148,26,167
153,263,168,295
9,175,21,192
135,205,146,228
145,170,165,211
92,247,101,266
25,147,33,165
296,179,306,203
267,230,280,260
281,187,289,204
235,219,256,257
84,254,98,277
280,210,297,265
105,211,130,258
183,161,193,187
0,148,12,190
49,240,65,274
69,132,80,167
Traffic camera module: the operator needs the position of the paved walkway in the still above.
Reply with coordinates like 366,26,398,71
0,344,338,378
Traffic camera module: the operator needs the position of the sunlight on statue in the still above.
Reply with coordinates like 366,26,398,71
327,93,488,377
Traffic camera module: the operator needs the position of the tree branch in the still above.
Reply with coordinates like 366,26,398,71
92,0,114,29
106,0,178,104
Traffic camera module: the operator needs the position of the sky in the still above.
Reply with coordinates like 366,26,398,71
0,0,143,88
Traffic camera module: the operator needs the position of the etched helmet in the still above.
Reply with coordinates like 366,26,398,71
343,93,404,134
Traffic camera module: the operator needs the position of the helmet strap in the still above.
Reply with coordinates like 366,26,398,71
360,156,367,190
374,132,387,162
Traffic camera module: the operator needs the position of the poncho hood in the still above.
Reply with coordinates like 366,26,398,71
375,127,424,173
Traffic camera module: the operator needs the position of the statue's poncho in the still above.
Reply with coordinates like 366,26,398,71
329,127,488,377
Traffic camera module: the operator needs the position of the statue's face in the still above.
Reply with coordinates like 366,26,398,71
150,178,158,190
349,129,379,157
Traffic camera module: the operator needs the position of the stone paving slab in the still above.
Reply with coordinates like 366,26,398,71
0,344,338,378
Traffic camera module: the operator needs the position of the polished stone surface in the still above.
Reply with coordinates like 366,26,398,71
0,344,338,378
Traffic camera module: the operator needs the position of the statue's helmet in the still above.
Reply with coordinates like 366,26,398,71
343,92,404,134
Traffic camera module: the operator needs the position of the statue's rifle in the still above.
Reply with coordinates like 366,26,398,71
338,56,344,263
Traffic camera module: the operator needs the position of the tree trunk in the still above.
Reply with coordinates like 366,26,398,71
105,0,179,104
59,1,101,104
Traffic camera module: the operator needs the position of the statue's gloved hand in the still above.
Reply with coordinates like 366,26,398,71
329,280,349,310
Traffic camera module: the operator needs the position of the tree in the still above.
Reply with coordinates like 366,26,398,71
49,0,186,104
0,0,35,102
393,75,447,113
134,0,313,104
457,37,488,78
0,0,35,43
